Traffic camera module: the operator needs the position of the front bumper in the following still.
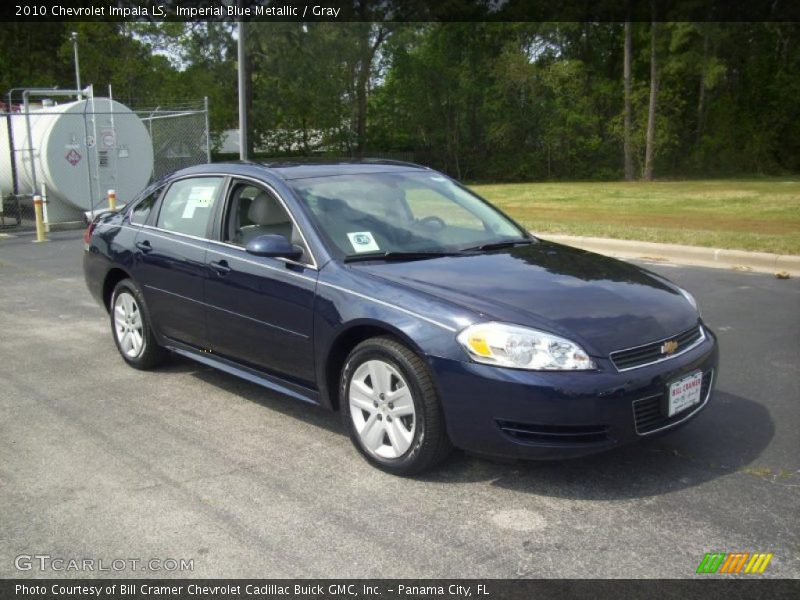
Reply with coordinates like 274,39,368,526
430,327,719,460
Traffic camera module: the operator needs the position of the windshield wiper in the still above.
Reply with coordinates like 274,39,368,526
460,238,535,252
344,250,461,263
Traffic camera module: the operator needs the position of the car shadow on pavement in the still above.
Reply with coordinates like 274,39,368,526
175,356,774,499
422,391,775,500
182,357,346,436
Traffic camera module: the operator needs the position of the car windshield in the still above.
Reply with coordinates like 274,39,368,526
289,171,527,259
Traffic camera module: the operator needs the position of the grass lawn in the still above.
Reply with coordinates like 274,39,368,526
469,179,800,255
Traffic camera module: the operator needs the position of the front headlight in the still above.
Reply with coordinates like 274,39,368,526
456,322,596,371
677,287,700,314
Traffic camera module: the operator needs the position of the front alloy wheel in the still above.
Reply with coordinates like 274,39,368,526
341,336,452,475
349,359,416,459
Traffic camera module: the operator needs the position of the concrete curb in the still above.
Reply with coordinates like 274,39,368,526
539,234,800,277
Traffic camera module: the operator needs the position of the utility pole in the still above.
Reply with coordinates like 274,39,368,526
237,20,248,160
71,32,82,99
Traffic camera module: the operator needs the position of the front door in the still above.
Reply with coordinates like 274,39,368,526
204,181,318,386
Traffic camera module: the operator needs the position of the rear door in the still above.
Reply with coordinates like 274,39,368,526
204,179,318,386
133,176,225,348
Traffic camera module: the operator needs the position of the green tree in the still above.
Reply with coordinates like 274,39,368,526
132,22,238,147
56,23,176,106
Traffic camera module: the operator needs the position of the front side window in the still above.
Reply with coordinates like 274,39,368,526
290,171,525,257
222,183,293,245
221,181,311,263
156,177,224,238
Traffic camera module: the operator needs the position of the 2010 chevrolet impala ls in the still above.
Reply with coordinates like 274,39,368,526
83,161,718,474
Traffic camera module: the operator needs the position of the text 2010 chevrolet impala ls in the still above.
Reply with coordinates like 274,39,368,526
84,161,718,474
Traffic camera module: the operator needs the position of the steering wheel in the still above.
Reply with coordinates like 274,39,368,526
417,216,446,231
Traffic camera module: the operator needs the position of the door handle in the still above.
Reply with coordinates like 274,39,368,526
135,240,152,253
209,259,232,275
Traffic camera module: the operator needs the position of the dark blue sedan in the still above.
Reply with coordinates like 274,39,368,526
83,161,718,474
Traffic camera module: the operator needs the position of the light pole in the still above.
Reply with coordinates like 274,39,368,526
237,21,248,160
71,32,82,99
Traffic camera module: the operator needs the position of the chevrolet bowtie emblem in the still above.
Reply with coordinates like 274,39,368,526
661,339,679,355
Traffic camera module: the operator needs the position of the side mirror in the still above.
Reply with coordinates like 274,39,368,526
245,234,303,261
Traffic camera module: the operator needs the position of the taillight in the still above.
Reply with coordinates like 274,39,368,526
83,220,97,245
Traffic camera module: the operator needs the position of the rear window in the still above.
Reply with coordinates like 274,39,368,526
156,177,224,238
129,186,163,225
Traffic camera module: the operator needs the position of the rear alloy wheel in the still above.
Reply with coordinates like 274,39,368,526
114,291,145,359
341,337,452,475
110,279,167,370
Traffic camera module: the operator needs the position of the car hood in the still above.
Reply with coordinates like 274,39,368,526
353,241,699,356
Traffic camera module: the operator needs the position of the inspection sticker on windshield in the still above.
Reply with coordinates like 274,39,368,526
347,231,380,253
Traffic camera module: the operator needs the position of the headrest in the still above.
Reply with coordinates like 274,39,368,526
248,192,290,225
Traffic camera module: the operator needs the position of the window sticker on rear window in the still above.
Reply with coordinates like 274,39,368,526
189,186,216,203
181,186,217,219
347,231,380,253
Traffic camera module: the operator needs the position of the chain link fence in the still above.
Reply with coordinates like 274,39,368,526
1,98,209,232
135,101,210,181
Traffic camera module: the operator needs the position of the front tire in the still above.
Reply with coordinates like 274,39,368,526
110,279,167,370
340,336,452,475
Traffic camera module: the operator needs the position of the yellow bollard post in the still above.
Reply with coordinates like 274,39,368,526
107,189,117,211
32,195,47,243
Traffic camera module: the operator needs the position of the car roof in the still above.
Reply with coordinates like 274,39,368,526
169,159,430,182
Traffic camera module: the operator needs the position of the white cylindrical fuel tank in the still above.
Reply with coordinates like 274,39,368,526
0,98,154,210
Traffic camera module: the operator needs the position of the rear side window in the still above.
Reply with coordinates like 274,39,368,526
156,177,224,238
129,186,163,225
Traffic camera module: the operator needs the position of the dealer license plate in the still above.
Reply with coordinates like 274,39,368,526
668,371,703,417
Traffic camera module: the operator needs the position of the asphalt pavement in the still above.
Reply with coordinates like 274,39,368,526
0,230,797,578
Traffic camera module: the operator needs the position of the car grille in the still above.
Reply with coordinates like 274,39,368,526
633,369,714,434
496,420,610,445
610,324,705,371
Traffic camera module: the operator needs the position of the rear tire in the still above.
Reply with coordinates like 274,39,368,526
110,279,167,370
340,336,452,475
